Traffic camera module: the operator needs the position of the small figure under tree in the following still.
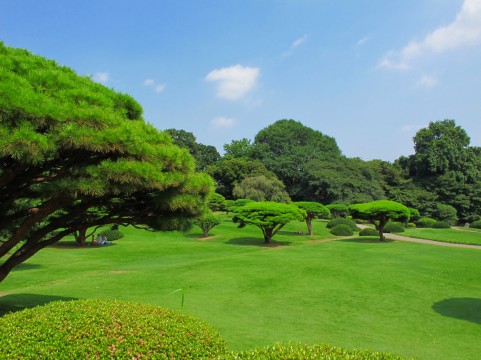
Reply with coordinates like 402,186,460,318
232,202,306,244
349,200,410,241
294,201,331,235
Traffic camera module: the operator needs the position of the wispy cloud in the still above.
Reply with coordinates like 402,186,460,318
210,116,237,128
205,65,260,100
355,36,369,47
143,78,166,93
417,75,440,88
93,72,109,84
379,0,481,70
282,34,308,57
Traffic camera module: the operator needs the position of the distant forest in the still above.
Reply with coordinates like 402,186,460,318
168,118,481,223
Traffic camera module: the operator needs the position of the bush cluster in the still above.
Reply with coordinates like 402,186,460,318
432,221,451,229
416,217,437,228
470,220,481,229
0,299,227,359
359,228,379,237
330,224,354,236
98,229,124,241
326,218,359,231
383,222,405,233
232,342,404,359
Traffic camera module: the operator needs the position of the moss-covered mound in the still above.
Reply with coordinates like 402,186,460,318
231,342,404,359
326,218,359,231
330,224,354,236
0,299,227,359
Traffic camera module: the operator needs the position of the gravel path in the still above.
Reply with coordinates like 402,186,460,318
357,224,481,250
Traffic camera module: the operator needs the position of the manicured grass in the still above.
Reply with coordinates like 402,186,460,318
403,227,481,245
1,215,481,360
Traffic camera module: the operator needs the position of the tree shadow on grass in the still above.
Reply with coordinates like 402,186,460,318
277,230,307,236
225,237,292,247
11,263,42,271
339,237,395,244
49,241,117,250
0,293,77,317
432,298,481,325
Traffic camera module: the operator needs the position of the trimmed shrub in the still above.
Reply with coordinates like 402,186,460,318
359,228,379,237
433,221,451,229
416,217,437,228
326,218,359,231
407,222,416,228
98,229,124,241
232,342,404,360
330,224,354,236
0,299,227,359
470,220,481,229
383,222,405,233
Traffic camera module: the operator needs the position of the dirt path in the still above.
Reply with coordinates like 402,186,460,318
357,224,481,250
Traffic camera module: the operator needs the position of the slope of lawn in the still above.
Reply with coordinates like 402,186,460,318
1,216,480,360
403,227,481,245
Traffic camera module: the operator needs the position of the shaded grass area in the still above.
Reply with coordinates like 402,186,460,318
1,216,481,359
403,227,481,246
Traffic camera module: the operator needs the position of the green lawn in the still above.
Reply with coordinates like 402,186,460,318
1,216,480,360
403,227,481,245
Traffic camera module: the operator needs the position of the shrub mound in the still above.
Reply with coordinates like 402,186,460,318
359,228,379,237
0,299,227,359
383,222,405,233
232,342,404,360
330,224,354,236
416,217,436,228
432,221,451,229
98,229,124,241
326,218,359,231
470,220,481,229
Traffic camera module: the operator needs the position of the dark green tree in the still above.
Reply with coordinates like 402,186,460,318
326,203,348,218
349,200,410,241
207,158,276,199
194,211,221,238
294,202,331,235
233,202,306,243
251,119,341,199
0,43,213,282
233,175,291,203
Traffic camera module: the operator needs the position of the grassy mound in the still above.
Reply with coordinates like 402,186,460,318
0,299,227,359
330,224,354,236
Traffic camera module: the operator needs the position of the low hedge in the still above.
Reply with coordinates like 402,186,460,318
383,222,405,233
432,221,451,229
231,342,404,360
330,224,354,236
470,220,481,229
359,228,379,237
326,218,359,231
0,299,227,359
98,229,124,241
416,217,437,228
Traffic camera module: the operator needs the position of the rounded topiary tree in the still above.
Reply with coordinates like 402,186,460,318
194,211,221,238
0,299,227,359
470,220,481,229
294,201,331,235
416,217,437,228
326,203,348,218
232,201,306,243
349,200,410,241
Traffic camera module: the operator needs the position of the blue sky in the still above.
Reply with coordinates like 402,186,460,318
1,0,480,161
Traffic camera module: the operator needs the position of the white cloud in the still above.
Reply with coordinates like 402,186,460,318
143,78,166,93
93,72,109,83
355,36,369,47
417,75,440,88
379,0,481,69
210,116,237,128
292,34,308,48
205,65,260,100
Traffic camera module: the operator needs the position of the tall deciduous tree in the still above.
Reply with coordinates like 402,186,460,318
0,43,213,282
233,175,291,203
294,202,331,235
251,119,341,200
232,202,306,243
349,200,410,241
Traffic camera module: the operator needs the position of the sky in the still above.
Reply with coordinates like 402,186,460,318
1,0,481,161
